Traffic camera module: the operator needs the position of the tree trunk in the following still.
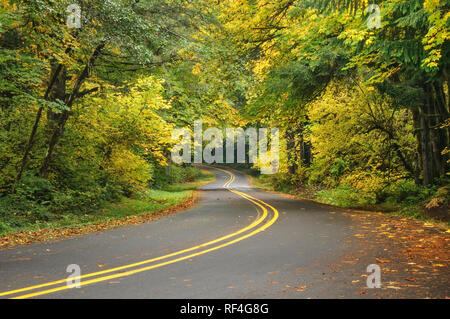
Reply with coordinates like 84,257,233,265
286,128,297,175
39,42,105,178
15,43,74,186
414,82,449,186
298,127,311,166
14,63,65,186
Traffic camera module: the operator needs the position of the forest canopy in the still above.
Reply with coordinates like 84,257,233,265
0,0,448,233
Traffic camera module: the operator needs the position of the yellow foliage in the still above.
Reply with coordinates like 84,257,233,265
107,147,152,192
307,81,416,189
342,171,386,194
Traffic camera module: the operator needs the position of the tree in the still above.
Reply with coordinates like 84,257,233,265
219,0,449,186
7,0,212,183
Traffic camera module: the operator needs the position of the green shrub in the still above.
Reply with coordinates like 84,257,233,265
0,221,11,234
307,159,337,187
180,166,202,182
15,172,54,203
0,194,51,228
330,158,347,177
385,180,432,206
151,165,203,188
50,189,101,215
316,185,376,208
0,173,54,227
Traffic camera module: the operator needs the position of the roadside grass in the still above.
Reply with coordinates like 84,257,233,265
101,173,215,221
0,169,215,239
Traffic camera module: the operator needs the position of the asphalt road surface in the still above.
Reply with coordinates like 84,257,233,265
0,166,448,299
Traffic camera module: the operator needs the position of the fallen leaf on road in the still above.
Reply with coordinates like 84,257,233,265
376,258,391,263
322,277,335,281
387,286,402,290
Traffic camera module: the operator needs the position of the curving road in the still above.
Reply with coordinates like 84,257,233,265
0,166,448,299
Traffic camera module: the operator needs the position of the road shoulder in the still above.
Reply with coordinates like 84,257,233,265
0,169,216,250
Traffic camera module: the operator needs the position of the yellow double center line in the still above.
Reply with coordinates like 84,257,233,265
1,167,278,299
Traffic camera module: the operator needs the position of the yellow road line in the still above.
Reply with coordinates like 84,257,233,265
0,167,247,297
3,167,279,299
0,168,248,297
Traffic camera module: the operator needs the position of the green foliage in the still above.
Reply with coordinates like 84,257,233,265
217,0,448,221
151,165,205,188
384,180,432,206
0,0,449,233
330,158,347,177
307,81,417,188
316,185,377,208
0,0,231,235
14,172,54,202
0,166,213,235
